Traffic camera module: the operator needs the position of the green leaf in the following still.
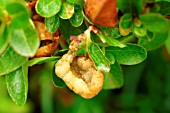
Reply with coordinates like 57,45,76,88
35,0,62,17
6,66,28,106
45,14,60,33
117,0,144,14
157,1,170,16
119,13,132,36
133,24,147,38
10,20,40,56
69,4,83,27
140,13,169,33
0,46,27,76
0,26,10,55
55,49,68,56
96,32,126,48
98,26,121,39
58,3,74,19
66,0,84,7
138,32,169,51
52,65,66,87
105,52,115,64
105,44,147,65
103,62,123,90
26,57,60,67
59,19,87,43
88,42,110,72
0,10,6,35
6,1,30,29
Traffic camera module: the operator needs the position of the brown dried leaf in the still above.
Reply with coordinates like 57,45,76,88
34,37,59,57
85,0,117,26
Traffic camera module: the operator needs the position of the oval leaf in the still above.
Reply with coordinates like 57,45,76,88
88,42,110,72
36,0,62,17
140,13,169,33
45,14,60,33
6,66,28,106
6,2,30,29
10,20,40,56
138,32,169,51
105,44,147,65
58,3,74,19
103,62,123,89
0,46,27,76
69,4,83,27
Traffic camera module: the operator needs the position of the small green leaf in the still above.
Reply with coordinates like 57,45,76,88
117,0,144,14
26,57,60,67
138,32,169,51
10,20,40,56
59,19,87,43
69,4,83,27
133,24,147,37
103,62,123,90
36,0,62,17
105,44,147,65
96,32,126,48
45,14,60,33
6,2,30,29
88,42,110,72
66,0,84,7
140,13,169,33
58,3,74,19
0,46,27,76
6,66,28,106
52,65,66,87
0,26,10,55
55,49,68,56
119,13,132,36
99,26,121,39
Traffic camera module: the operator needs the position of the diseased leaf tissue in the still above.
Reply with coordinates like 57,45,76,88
0,0,169,105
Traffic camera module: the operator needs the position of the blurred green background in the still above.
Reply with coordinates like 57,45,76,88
1,48,170,113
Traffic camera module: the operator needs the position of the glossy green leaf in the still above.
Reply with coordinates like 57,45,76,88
69,4,83,27
103,62,123,89
117,0,144,14
140,13,169,33
52,65,66,87
0,46,27,76
58,3,74,19
96,32,126,48
26,57,60,67
0,26,9,55
59,19,87,43
6,66,28,106
138,32,169,51
119,13,132,36
45,14,60,33
88,42,110,72
55,49,68,56
35,0,62,17
6,2,30,29
10,20,40,56
105,44,147,65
